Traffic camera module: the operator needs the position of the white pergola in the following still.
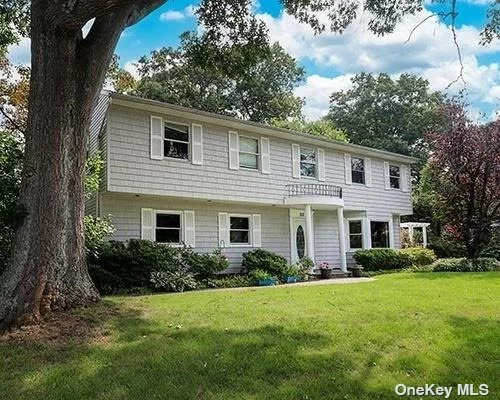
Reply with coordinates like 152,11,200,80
400,222,430,247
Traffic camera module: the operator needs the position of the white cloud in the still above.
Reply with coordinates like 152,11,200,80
124,60,140,80
160,5,197,21
294,74,354,120
258,8,500,119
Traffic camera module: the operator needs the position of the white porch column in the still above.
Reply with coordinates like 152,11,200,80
408,225,414,246
422,226,428,248
337,207,347,272
304,204,315,261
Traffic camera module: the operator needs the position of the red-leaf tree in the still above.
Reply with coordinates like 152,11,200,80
427,103,500,258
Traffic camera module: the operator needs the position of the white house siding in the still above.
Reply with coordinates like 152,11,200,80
105,104,413,216
100,194,293,273
313,210,341,268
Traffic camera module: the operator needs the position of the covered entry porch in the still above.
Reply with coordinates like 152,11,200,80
284,184,347,272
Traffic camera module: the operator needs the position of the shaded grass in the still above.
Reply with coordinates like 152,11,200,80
1,272,499,399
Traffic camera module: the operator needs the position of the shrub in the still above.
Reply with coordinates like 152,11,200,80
480,227,500,261
248,268,278,282
353,249,413,271
401,247,437,266
430,258,499,272
150,270,198,292
282,263,307,280
187,249,229,279
242,249,289,277
428,235,466,258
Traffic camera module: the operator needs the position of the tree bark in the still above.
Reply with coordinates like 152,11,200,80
0,3,135,331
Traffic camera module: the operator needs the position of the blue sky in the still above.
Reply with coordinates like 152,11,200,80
8,0,500,120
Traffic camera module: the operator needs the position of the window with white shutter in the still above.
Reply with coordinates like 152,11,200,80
191,124,203,165
150,116,163,160
260,137,271,174
228,131,239,170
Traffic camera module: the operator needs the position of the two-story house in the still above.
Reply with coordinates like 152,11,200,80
87,91,415,273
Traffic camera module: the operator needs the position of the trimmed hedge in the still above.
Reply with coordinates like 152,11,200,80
430,258,499,272
353,249,413,271
401,247,437,266
242,249,289,277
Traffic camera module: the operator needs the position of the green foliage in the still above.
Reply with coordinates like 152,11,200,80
248,268,277,282
480,226,500,261
84,154,104,198
298,257,314,271
0,0,30,55
353,249,413,271
150,270,199,292
186,249,229,279
400,247,437,266
242,248,289,277
428,235,467,258
135,34,304,123
84,215,115,257
430,258,500,272
0,131,24,273
106,54,137,94
270,118,348,142
88,240,231,294
328,73,445,163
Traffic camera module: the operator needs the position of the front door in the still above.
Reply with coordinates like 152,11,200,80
291,218,307,263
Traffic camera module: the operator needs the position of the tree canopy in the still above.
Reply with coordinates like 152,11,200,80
426,103,500,258
133,33,305,123
328,73,445,160
270,118,348,142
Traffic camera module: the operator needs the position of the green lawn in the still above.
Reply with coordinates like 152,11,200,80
2,273,499,400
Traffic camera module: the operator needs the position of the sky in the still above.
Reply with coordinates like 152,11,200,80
7,0,500,121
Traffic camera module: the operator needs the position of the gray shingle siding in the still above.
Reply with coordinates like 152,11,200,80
106,104,412,216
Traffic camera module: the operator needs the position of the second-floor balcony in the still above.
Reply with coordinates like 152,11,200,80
284,184,344,208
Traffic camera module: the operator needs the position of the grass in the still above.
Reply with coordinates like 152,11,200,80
1,272,499,400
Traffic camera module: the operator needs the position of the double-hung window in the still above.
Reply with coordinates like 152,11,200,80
230,215,251,245
370,221,389,248
351,157,365,184
389,165,401,189
300,147,317,177
164,121,189,160
348,220,363,249
239,136,259,169
155,212,182,244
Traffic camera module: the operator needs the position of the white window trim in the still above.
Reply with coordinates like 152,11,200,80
228,213,253,247
389,164,401,190
368,219,393,249
238,135,260,171
351,156,366,186
346,218,364,251
154,210,184,246
300,146,318,179
163,119,191,162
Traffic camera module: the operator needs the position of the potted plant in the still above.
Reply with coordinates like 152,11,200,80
318,261,333,279
249,269,278,286
282,264,302,284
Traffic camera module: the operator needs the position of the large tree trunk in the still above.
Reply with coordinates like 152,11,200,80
0,5,132,331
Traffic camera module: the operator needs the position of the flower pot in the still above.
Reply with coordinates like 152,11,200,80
284,276,300,284
257,278,277,286
320,269,332,279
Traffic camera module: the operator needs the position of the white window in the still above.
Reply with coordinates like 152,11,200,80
230,215,251,244
164,121,189,160
239,136,259,169
389,165,401,189
300,147,317,177
348,220,363,249
370,221,390,248
351,157,365,184
155,211,183,244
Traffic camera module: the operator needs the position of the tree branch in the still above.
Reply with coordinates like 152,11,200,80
56,0,166,30
0,106,25,135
